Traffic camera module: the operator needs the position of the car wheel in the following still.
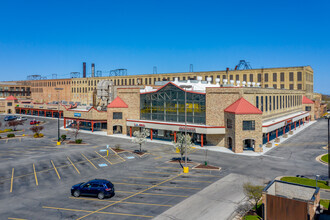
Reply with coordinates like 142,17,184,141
97,192,105,200
73,190,80,197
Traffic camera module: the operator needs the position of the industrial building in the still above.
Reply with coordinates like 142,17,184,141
0,62,327,153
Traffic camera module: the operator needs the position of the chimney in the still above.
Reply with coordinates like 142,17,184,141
91,63,95,77
83,62,86,78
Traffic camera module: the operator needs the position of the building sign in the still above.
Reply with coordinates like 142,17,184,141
74,113,81,117
134,123,145,127
285,119,292,125
179,127,196,133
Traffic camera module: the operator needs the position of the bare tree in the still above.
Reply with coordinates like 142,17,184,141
235,202,253,216
132,128,150,152
7,120,24,131
70,121,81,141
243,182,264,213
173,133,193,162
30,125,44,135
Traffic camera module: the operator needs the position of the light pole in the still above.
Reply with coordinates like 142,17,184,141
180,84,192,174
327,114,330,186
316,174,320,188
55,88,63,145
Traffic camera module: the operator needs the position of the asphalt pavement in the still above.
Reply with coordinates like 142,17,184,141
0,114,328,219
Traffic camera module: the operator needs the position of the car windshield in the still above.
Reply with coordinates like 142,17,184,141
105,183,112,188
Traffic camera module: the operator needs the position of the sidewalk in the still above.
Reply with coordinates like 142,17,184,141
60,120,316,157
153,173,264,220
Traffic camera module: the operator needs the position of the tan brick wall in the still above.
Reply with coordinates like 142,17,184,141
116,88,140,120
302,103,315,121
224,112,262,153
29,79,72,103
63,108,107,121
206,87,242,126
206,134,225,146
107,108,128,135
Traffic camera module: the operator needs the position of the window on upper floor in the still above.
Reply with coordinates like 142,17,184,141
113,112,123,119
289,72,294,81
305,106,311,111
264,73,268,82
289,84,294,90
250,74,253,82
243,120,255,130
227,119,232,128
273,73,277,81
297,72,302,81
258,74,262,82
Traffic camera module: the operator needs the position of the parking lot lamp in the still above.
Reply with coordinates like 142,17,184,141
55,88,63,145
327,114,330,186
180,84,192,174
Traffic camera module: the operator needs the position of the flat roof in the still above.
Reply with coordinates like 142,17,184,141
264,180,319,202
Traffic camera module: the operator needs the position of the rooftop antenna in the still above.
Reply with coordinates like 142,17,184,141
234,60,252,70
189,64,193,72
96,70,102,77
70,72,80,78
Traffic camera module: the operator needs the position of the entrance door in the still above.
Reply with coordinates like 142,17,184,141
7,109,11,114
228,137,233,149
243,139,255,150
113,125,122,134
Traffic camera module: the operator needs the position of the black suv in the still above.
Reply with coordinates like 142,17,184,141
71,179,115,199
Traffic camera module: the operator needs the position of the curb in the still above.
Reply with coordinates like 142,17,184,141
316,154,328,166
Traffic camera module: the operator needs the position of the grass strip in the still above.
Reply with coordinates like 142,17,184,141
281,176,330,189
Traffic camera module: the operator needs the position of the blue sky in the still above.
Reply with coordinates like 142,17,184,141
0,0,329,94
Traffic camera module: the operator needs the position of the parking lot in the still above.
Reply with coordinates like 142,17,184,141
0,114,329,219
1,148,224,220
0,115,225,219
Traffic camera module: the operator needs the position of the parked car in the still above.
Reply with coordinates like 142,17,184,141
17,116,27,121
30,119,40,125
71,179,115,199
4,116,17,121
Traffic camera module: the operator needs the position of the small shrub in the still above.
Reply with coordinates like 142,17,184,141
75,139,82,144
4,129,13,132
39,133,44,137
34,133,39,138
0,136,1,139
61,134,67,141
7,133,15,138
0,130,4,133
114,144,121,150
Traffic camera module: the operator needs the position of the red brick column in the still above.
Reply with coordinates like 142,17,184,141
150,129,153,140
91,122,94,132
201,134,204,147
267,133,269,143
174,131,176,143
130,127,132,137
276,129,278,138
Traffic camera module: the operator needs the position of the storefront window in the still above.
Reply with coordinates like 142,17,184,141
140,83,206,124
